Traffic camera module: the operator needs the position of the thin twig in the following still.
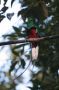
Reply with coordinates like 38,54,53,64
13,59,31,80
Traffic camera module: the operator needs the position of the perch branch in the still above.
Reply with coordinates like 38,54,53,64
0,35,59,46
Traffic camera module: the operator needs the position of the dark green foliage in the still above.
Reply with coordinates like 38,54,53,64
21,58,25,68
0,0,59,90
3,33,18,40
41,76,59,90
13,26,21,37
9,60,18,73
13,26,27,37
18,0,48,21
0,15,5,22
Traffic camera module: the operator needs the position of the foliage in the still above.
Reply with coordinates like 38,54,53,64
0,0,59,90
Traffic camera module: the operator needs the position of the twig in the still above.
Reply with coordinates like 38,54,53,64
13,59,31,80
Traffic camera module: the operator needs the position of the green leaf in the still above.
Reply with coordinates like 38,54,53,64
12,49,19,56
0,15,5,22
9,60,18,73
13,26,21,37
18,8,28,16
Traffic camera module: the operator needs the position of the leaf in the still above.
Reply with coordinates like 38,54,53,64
0,15,5,22
4,0,8,5
13,26,21,37
7,13,14,20
9,60,18,73
0,6,8,13
12,49,19,56
18,8,28,16
2,33,18,40
3,33,16,37
21,58,25,68
11,0,15,7
13,26,27,37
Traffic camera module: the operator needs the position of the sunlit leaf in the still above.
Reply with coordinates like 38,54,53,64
12,49,20,56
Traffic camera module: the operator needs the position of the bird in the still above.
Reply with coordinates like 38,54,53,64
27,27,40,61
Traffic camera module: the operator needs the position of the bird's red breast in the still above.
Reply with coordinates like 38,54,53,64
28,27,39,47
28,27,38,38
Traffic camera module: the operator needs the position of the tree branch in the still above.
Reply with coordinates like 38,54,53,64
0,35,59,46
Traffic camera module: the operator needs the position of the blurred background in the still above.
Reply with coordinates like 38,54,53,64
0,0,59,90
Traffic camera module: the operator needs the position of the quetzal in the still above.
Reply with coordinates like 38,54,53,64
27,27,40,61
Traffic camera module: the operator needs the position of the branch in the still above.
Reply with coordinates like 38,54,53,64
0,35,59,46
